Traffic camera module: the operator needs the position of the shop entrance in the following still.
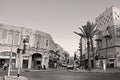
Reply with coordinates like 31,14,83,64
109,59,114,68
32,53,42,69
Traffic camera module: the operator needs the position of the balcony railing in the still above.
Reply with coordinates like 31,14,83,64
95,35,102,42
103,31,112,39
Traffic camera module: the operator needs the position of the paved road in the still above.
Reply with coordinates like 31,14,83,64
1,70,120,80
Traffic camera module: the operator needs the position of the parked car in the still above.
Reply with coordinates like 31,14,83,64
67,64,73,69
62,62,67,67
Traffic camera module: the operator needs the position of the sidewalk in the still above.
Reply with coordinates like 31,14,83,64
4,76,27,80
11,67,68,72
69,68,120,73
11,68,51,72
0,76,27,80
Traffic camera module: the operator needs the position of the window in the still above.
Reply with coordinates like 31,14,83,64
14,31,19,45
8,30,14,44
110,13,112,16
0,28,2,39
117,15,120,18
111,17,113,20
46,40,48,46
2,29,7,39
25,35,30,43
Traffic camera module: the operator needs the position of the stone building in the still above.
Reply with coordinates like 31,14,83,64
95,6,120,68
0,24,64,69
49,44,69,68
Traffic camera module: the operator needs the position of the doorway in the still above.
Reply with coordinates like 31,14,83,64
32,53,42,69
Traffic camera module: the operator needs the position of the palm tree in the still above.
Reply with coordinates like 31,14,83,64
74,21,98,70
90,36,95,68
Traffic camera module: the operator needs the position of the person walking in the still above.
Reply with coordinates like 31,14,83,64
3,63,9,72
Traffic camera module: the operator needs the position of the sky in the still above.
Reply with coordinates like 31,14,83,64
0,0,120,56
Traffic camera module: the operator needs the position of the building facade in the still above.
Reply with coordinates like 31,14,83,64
95,6,120,68
49,44,69,68
0,24,63,69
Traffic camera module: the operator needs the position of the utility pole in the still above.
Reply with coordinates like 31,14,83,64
8,32,14,77
17,48,22,77
17,28,24,77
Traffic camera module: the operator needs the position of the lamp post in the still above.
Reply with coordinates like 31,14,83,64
17,39,27,77
8,32,14,77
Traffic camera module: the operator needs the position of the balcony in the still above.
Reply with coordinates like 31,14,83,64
95,35,102,42
103,31,112,39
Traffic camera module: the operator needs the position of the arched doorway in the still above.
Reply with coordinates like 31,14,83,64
32,53,42,69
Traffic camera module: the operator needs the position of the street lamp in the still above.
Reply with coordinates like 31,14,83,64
17,39,27,77
8,33,14,77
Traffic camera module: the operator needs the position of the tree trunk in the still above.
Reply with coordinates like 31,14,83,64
79,38,82,68
90,38,95,69
87,39,91,70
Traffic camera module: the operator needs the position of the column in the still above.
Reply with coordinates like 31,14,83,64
15,54,19,68
115,57,118,68
45,58,49,68
28,55,32,69
41,55,45,68
20,56,23,69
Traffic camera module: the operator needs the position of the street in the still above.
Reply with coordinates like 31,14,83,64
1,69,120,80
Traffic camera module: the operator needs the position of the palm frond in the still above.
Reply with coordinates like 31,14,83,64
73,31,80,36
79,27,86,35
73,31,85,38
91,29,99,37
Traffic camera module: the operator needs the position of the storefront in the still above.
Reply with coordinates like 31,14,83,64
0,52,16,68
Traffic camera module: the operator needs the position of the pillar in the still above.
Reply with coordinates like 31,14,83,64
15,54,19,68
20,55,23,69
45,58,49,68
41,56,45,68
28,55,32,69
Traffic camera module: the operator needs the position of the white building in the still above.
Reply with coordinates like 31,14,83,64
0,24,57,69
95,6,120,68
96,6,120,31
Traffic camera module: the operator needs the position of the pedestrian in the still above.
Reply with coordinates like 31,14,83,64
3,63,8,72
37,64,41,70
0,62,4,68
43,65,46,70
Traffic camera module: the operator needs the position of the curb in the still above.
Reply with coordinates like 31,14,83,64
11,69,50,72
4,76,27,80
68,69,120,73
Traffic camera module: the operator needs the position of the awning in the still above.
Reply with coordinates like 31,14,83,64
0,56,16,59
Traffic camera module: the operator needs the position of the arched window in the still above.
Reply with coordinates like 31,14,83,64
46,40,48,46
14,31,20,45
2,29,7,39
8,30,14,44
